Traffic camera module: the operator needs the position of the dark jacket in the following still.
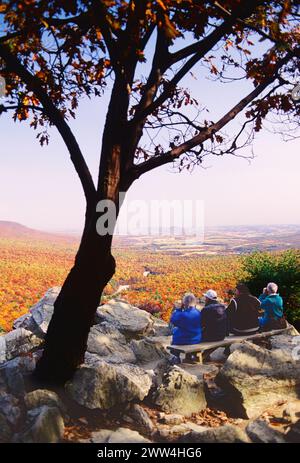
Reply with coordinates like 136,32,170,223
227,293,260,334
201,301,227,342
170,306,202,345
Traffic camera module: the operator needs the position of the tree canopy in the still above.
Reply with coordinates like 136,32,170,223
0,0,299,202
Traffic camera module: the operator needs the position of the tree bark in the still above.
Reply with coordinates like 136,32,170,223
34,76,133,384
34,215,116,384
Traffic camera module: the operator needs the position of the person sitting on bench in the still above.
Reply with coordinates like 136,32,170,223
201,289,227,342
169,293,201,363
226,283,260,336
259,282,287,330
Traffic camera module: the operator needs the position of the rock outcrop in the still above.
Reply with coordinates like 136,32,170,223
153,365,207,416
66,361,153,410
216,340,300,419
95,299,154,337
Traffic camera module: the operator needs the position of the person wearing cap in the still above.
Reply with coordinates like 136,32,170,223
258,282,286,330
226,283,260,335
201,290,227,342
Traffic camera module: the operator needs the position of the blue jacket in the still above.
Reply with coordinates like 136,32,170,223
259,293,284,323
170,306,202,345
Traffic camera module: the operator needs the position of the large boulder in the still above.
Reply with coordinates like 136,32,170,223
95,299,154,337
13,405,65,443
130,337,170,364
0,328,42,364
66,361,152,410
216,340,300,419
13,287,60,337
87,322,136,364
153,365,207,417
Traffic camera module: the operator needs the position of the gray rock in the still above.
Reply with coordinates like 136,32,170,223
95,299,153,337
0,328,42,363
0,355,37,396
246,419,286,443
25,389,65,414
158,413,184,425
179,424,250,443
150,318,172,337
13,287,60,337
158,422,208,439
87,323,136,364
107,427,151,443
125,404,154,434
179,363,219,380
153,366,207,417
0,412,11,443
208,347,227,362
216,341,300,419
0,391,22,428
130,337,170,364
66,361,152,410
85,427,151,443
270,334,300,356
13,405,64,443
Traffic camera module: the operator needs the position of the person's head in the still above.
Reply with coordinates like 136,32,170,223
236,283,250,296
182,292,197,308
203,289,218,304
267,282,278,294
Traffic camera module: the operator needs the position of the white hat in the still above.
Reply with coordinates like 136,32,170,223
203,289,218,300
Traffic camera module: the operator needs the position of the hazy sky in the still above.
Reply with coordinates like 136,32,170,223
0,42,299,233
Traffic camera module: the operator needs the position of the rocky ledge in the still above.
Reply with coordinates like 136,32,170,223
1,287,300,443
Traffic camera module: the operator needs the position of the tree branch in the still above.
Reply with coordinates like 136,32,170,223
131,48,298,177
0,44,96,204
131,0,265,125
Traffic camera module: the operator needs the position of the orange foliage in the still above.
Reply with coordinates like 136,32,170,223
0,237,243,332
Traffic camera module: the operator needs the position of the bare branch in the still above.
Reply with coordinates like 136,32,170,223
131,1,266,125
131,48,298,177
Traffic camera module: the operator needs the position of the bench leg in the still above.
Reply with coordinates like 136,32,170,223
183,352,203,364
196,352,203,364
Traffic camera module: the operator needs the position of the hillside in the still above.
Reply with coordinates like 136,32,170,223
0,221,77,243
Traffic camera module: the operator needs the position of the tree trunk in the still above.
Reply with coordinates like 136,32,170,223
35,75,133,385
34,215,116,385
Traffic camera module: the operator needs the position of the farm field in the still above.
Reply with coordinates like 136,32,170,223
0,223,243,331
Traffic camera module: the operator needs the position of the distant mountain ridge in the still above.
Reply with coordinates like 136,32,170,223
0,221,77,242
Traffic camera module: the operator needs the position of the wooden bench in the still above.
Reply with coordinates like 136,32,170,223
167,326,292,364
